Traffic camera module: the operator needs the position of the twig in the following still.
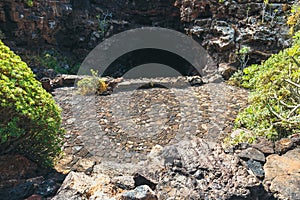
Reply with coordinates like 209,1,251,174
285,79,300,88
291,56,300,67
279,100,295,109
288,104,300,118
267,104,286,121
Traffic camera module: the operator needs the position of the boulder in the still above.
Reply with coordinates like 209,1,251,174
133,173,157,191
72,157,96,174
138,137,261,199
245,159,265,178
111,176,135,190
35,179,60,197
25,194,43,200
275,138,295,154
4,181,35,200
0,155,39,188
117,185,158,200
264,148,300,200
53,171,122,200
218,63,238,80
187,76,204,86
238,147,266,162
52,172,95,200
251,137,275,154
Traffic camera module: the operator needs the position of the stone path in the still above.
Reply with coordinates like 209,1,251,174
51,76,300,200
53,77,249,173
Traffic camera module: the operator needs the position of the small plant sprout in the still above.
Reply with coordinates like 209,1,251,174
270,9,278,25
262,0,269,23
96,11,113,37
235,46,250,70
246,6,251,19
25,0,33,7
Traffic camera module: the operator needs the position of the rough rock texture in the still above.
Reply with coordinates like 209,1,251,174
52,172,114,200
238,147,266,162
1,79,299,199
252,137,275,154
146,138,262,199
0,0,181,62
0,155,39,189
218,62,237,80
0,0,292,69
50,81,273,199
51,138,270,200
119,185,158,200
0,155,65,200
174,0,291,64
264,148,300,200
275,138,296,154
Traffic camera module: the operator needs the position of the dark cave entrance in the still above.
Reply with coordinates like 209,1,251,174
101,48,201,78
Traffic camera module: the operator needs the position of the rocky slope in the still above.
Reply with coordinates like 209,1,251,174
0,77,299,199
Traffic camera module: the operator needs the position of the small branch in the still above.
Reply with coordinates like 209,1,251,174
287,104,300,118
267,104,286,121
291,56,300,67
270,90,296,108
253,50,272,57
286,79,300,88
279,100,295,109
290,87,300,102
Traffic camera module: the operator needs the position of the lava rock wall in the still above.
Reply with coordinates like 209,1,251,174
175,0,292,64
0,0,293,67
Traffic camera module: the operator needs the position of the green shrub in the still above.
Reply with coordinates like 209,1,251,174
0,40,63,167
227,32,300,144
26,50,80,75
25,0,34,7
77,69,108,95
287,0,300,34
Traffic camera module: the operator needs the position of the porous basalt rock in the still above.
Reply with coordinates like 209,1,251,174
0,0,293,70
175,0,291,64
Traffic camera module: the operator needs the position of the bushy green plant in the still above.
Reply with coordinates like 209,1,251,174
227,32,300,144
26,50,80,75
287,0,300,34
227,70,243,87
77,69,108,95
227,47,251,86
224,129,257,146
25,0,34,7
0,40,63,167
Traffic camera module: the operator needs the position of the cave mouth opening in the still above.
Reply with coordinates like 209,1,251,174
102,48,202,78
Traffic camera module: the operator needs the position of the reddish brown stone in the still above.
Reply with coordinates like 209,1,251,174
0,9,6,22
252,137,274,154
275,138,294,154
0,154,38,188
264,148,300,199
25,194,43,200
